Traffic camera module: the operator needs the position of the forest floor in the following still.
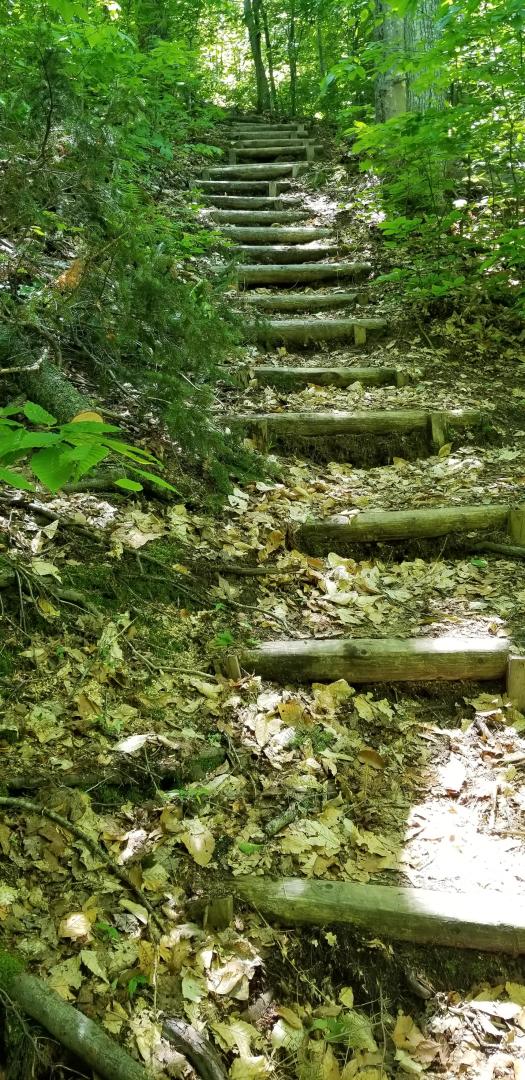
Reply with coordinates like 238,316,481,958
1,144,525,1080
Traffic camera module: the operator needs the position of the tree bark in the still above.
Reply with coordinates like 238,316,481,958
375,0,407,121
287,0,298,116
18,357,92,423
260,0,279,114
243,0,271,113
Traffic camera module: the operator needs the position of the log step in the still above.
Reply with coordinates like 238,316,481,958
232,878,525,953
209,210,310,225
241,291,359,312
254,366,401,389
221,226,331,244
233,137,313,148
229,145,319,162
226,408,479,440
238,262,371,286
252,316,386,345
235,244,339,265
227,125,308,136
204,162,309,180
201,196,303,210
292,504,511,554
199,180,275,195
238,634,509,683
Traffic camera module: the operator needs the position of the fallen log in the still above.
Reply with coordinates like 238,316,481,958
221,225,331,243
231,879,525,953
292,503,511,554
209,209,310,224
18,355,92,423
252,316,386,345
241,290,359,311
0,951,149,1080
254,365,400,389
238,635,509,683
235,242,339,264
237,261,371,285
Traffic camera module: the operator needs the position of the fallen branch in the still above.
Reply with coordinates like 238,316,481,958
0,951,150,1080
162,1018,227,1080
470,541,525,560
0,797,163,934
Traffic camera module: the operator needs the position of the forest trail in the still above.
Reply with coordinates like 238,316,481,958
199,115,525,949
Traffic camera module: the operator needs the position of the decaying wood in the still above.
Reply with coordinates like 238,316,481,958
162,1019,227,1080
292,503,510,553
254,365,398,389
0,952,149,1080
470,540,525,558
225,408,479,438
231,878,525,953
252,316,386,344
238,635,510,683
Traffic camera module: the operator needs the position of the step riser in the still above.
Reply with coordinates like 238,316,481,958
204,163,309,180
229,147,317,163
235,245,339,264
199,181,292,195
209,211,310,225
253,317,386,345
222,227,331,244
254,367,399,390
292,505,511,554
241,292,359,312
233,138,312,148
238,262,371,286
201,196,303,209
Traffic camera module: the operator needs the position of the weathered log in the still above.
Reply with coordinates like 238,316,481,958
226,407,479,439
235,243,339,264
202,195,303,209
221,226,331,244
198,180,277,195
241,290,359,312
0,951,149,1080
229,145,318,163
237,261,371,285
293,504,511,554
233,137,311,148
252,316,386,344
204,162,308,180
18,357,92,423
209,209,310,224
254,365,399,389
231,879,525,953
238,635,510,683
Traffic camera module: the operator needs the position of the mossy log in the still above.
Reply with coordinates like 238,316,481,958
232,879,525,953
235,243,339,264
225,407,479,440
233,137,311,148
18,357,92,423
221,226,331,244
198,180,275,195
237,261,371,286
203,195,303,210
241,290,359,312
252,316,386,344
238,635,509,683
210,209,310,224
292,503,511,554
0,951,149,1080
230,145,318,162
205,162,308,180
254,365,399,390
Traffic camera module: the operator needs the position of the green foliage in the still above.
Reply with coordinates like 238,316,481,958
0,403,174,493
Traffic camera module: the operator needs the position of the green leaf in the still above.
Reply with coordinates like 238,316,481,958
0,467,34,492
23,402,58,426
30,447,76,492
114,477,143,491
127,467,177,491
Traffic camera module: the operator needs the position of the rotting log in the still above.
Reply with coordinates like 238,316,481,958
241,290,359,311
238,635,509,683
231,879,525,953
201,195,301,209
204,162,309,180
292,503,511,553
220,226,331,244
235,243,340,264
254,366,399,390
237,261,371,285
252,316,386,344
225,407,479,439
209,209,310,224
0,951,149,1080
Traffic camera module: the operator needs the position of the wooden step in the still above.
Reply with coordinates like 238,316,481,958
233,137,312,148
232,878,525,954
221,226,330,244
229,145,319,163
201,196,303,210
199,180,293,196
252,316,386,345
235,244,340,264
254,366,401,390
292,504,511,554
228,125,308,137
209,210,310,225
238,262,371,286
204,162,309,180
238,634,509,683
224,408,480,462
241,291,360,312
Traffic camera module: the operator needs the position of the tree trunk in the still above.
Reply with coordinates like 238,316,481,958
316,8,326,77
18,358,92,423
243,0,271,113
404,0,444,112
287,0,298,116
260,0,279,115
375,0,407,121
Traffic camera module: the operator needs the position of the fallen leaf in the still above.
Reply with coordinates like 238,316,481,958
180,818,215,866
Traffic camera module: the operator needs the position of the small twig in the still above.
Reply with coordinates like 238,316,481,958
0,354,46,376
210,562,298,576
162,1018,227,1080
0,796,163,935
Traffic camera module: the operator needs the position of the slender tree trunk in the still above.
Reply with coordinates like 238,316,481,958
260,0,278,114
375,0,407,121
316,12,326,77
244,0,271,113
287,0,297,116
